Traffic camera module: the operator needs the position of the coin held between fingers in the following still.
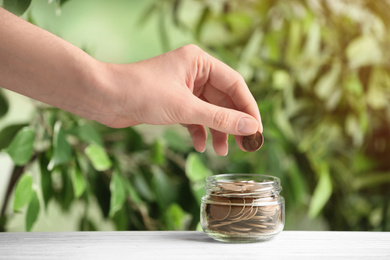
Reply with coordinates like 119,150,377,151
241,131,264,152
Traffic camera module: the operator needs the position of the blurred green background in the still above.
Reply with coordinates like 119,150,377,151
0,0,389,232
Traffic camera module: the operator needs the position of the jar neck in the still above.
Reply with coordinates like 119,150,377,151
205,174,282,198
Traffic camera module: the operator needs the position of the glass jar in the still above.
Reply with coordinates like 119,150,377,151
201,174,285,243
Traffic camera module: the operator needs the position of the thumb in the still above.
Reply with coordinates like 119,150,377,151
191,99,259,135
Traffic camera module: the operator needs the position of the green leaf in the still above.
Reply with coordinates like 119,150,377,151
353,172,390,190
264,31,283,61
152,166,176,208
346,114,364,146
237,29,262,79
76,124,103,146
185,153,211,183
309,165,333,218
39,154,53,209
191,181,206,204
109,170,126,218
287,162,308,205
272,70,291,90
352,152,377,174
13,173,33,212
125,128,144,153
71,164,86,198
286,21,303,64
0,123,27,150
314,62,341,100
185,153,210,204
132,171,155,202
163,130,191,152
126,181,142,206
5,127,35,166
48,122,72,170
224,12,252,34
164,203,191,230
366,68,389,110
304,21,321,57
0,215,7,231
3,0,32,16
0,90,9,118
85,143,112,171
345,73,363,96
150,139,166,165
57,167,74,211
91,168,110,217
172,0,181,26
78,217,97,231
346,36,382,69
273,106,295,142
111,206,128,231
196,222,202,231
25,190,40,231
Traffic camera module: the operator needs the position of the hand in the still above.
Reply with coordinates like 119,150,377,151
0,7,261,156
97,45,262,155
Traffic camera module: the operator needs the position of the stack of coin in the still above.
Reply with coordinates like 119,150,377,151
203,180,283,238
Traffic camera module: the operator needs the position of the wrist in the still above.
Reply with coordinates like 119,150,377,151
53,54,112,125
79,60,118,126
86,61,140,128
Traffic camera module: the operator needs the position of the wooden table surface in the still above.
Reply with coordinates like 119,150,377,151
0,231,389,259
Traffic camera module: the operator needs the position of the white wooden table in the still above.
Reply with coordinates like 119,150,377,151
0,231,389,259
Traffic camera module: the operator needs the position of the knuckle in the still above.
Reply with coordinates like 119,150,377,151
172,45,198,65
213,109,231,130
177,44,203,59
232,72,245,86
237,73,245,82
182,44,201,53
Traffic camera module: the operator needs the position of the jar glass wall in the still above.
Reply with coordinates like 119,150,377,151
201,174,285,243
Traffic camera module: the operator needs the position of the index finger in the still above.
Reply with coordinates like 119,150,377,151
204,53,263,133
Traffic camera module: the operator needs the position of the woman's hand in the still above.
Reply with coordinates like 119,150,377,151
98,45,262,155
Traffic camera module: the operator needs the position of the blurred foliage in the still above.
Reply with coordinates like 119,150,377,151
1,0,390,232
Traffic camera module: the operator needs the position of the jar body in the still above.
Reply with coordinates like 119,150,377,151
200,174,285,243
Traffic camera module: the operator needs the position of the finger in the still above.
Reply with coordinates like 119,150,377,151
189,97,259,136
199,89,245,151
201,82,235,110
210,129,229,156
183,124,207,153
200,53,263,133
233,135,246,152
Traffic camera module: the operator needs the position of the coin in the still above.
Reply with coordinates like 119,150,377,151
229,198,245,217
209,197,231,221
221,183,243,192
209,220,235,228
243,206,258,220
241,132,264,152
230,226,252,232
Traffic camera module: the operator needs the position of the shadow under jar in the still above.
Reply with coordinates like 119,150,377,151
201,174,285,243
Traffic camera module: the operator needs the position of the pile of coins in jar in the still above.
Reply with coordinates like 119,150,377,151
202,179,284,242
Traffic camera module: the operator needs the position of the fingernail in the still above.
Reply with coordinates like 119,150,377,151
238,117,258,135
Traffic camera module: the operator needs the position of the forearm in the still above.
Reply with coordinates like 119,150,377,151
0,8,108,122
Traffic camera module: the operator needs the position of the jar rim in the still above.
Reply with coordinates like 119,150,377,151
205,174,282,195
206,173,280,184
